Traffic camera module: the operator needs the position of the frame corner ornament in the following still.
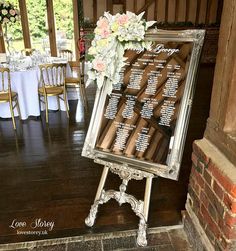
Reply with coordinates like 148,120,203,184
81,141,95,159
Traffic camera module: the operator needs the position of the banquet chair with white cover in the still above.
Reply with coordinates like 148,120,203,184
65,60,88,112
59,49,73,61
59,49,88,110
0,67,21,130
38,63,69,123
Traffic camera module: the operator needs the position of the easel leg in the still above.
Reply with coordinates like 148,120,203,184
85,166,109,227
85,161,154,247
137,176,153,246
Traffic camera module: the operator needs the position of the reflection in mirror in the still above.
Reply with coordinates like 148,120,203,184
82,29,205,180
0,121,20,155
75,98,85,123
95,41,193,166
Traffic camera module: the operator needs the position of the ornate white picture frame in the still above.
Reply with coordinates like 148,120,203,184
82,29,205,180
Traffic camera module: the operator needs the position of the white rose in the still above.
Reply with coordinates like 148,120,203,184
3,17,9,23
88,46,97,55
2,9,8,15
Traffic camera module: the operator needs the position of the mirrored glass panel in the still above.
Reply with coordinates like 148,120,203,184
82,30,205,180
95,41,193,165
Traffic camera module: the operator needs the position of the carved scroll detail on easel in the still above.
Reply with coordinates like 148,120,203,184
85,188,148,246
85,162,154,247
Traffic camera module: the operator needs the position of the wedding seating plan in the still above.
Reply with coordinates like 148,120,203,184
80,12,205,247
97,41,190,162
83,28,205,180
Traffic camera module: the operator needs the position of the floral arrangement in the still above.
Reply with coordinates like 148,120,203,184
0,0,20,24
86,11,156,94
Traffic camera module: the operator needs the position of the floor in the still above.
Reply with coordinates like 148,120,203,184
0,86,185,244
0,226,193,251
0,64,214,247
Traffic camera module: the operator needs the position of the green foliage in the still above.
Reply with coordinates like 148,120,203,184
54,0,73,39
6,0,22,40
7,0,74,41
85,53,94,62
28,0,47,38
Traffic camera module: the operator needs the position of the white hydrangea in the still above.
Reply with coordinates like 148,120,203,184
86,11,156,94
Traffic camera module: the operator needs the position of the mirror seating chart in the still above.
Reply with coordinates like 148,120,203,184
83,29,205,180
97,42,191,166
82,28,205,246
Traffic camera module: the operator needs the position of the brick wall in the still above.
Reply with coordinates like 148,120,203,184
186,139,236,251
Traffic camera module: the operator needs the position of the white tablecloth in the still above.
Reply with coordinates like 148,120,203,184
0,65,71,120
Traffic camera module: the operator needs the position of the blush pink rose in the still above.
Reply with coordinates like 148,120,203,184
93,59,106,72
9,9,16,16
97,17,109,29
3,17,9,23
100,28,110,38
117,14,129,26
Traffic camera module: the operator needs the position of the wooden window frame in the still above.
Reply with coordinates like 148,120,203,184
46,0,57,57
0,0,81,61
72,0,80,62
18,0,31,49
0,25,6,53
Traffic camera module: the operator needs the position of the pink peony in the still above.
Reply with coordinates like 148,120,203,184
93,59,106,72
100,28,110,38
97,17,109,29
9,9,16,16
117,14,129,25
3,17,9,23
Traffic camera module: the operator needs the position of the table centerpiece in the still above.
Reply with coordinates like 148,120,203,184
0,0,20,53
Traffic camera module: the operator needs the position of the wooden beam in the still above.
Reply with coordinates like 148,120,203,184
175,0,179,22
137,0,155,15
134,0,137,13
0,25,6,53
216,0,224,24
93,0,97,23
168,0,176,22
123,0,126,12
107,0,113,14
157,0,166,22
144,0,148,19
73,0,80,62
112,0,124,3
165,0,169,22
177,0,187,22
195,0,201,24
18,0,31,49
46,0,57,56
185,0,189,22
154,0,158,20
205,0,236,157
205,0,212,24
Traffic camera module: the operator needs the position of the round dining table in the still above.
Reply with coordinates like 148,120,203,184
0,60,71,120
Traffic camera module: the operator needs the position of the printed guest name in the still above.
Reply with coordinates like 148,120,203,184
153,44,180,55
9,218,54,231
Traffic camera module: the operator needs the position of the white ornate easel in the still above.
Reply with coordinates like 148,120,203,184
85,159,154,246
